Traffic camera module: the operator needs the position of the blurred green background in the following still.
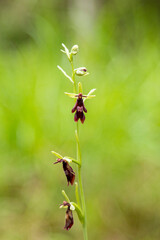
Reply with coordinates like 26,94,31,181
0,0,160,239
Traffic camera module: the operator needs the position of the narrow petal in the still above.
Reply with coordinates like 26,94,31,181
57,66,73,83
72,101,78,113
74,111,79,122
83,102,87,113
64,92,78,98
61,43,70,59
54,158,63,164
80,112,85,124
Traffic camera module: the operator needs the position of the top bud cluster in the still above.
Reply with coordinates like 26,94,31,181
60,44,89,77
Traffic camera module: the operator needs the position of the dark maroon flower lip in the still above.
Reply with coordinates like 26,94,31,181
60,201,74,231
71,93,87,124
54,158,75,185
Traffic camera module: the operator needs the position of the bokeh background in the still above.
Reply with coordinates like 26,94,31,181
0,0,160,239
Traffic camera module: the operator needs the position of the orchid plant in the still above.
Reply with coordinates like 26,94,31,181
51,43,96,240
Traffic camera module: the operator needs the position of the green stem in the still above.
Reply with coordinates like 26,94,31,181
71,60,88,240
75,182,80,207
71,61,77,94
76,127,88,240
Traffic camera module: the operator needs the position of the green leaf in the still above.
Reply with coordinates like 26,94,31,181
51,150,63,159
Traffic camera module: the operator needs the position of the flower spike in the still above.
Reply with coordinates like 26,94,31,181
55,43,93,238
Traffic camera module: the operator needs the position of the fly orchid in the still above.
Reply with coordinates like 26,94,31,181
60,201,74,230
51,150,79,185
65,90,96,123
52,43,96,239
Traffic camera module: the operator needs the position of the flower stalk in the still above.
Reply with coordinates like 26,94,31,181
52,43,96,240
72,70,88,240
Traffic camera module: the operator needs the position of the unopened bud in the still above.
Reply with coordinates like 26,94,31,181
75,67,88,76
71,45,79,55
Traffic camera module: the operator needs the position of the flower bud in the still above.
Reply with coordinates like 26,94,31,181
71,45,79,55
75,67,88,76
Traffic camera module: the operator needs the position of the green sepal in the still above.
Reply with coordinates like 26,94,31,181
64,92,77,98
61,43,70,60
51,150,63,159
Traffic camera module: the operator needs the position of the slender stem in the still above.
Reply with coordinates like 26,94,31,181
75,182,80,207
76,127,88,240
71,60,88,240
71,61,77,94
